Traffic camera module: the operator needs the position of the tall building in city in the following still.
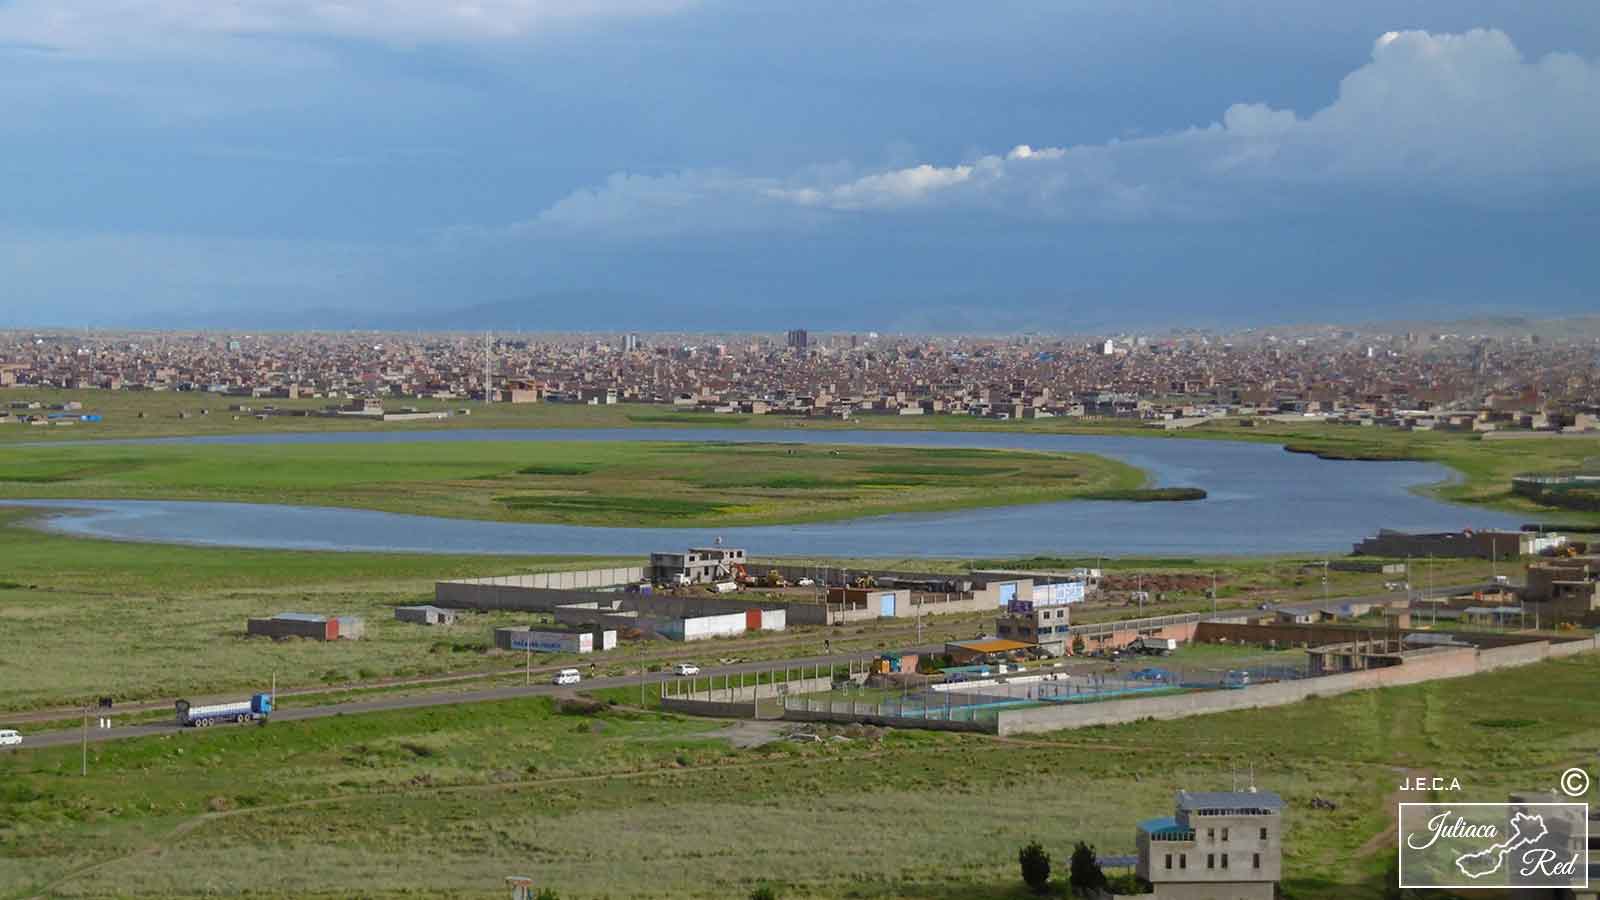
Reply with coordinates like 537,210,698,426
786,329,809,350
624,333,640,352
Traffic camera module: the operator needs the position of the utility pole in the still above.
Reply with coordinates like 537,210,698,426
1212,570,1219,616
81,705,88,777
525,645,531,687
1428,554,1435,626
639,639,645,707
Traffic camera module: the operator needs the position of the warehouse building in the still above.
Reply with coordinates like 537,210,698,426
1352,528,1565,559
394,605,458,626
494,625,618,654
247,613,363,641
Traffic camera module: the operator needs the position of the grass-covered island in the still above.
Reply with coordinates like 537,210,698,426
0,439,1189,528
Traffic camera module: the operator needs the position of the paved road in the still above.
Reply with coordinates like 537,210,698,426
2,645,942,752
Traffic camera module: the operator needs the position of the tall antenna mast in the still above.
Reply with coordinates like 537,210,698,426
483,331,494,405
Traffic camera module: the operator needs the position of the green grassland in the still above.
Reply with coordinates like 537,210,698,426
0,439,1151,527
5,387,1598,525
5,653,1599,898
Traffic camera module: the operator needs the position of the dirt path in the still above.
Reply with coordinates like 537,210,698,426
1356,766,1427,858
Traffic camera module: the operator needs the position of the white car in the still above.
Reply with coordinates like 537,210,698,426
796,577,815,586
552,668,581,686
674,663,701,676
0,729,22,746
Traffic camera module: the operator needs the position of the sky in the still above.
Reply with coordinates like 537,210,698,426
2,1,1598,332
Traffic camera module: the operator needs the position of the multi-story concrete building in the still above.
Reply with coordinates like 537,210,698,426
1136,789,1284,900
647,547,747,585
1523,555,1600,625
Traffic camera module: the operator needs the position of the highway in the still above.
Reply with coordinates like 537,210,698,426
2,645,943,752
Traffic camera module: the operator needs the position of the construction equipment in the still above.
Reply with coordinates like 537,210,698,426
762,569,788,588
851,574,878,589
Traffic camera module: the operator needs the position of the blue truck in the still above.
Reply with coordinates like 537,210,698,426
175,693,272,727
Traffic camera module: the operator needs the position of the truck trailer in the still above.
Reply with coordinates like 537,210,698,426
175,693,272,727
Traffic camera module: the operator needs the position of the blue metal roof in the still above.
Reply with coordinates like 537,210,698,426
1138,816,1186,836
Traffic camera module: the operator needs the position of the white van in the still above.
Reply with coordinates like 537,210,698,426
553,668,581,686
0,729,22,746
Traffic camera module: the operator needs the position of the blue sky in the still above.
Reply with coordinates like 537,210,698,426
2,1,1598,331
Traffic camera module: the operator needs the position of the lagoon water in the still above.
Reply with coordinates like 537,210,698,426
5,427,1524,557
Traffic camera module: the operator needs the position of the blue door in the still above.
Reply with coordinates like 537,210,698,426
880,593,896,616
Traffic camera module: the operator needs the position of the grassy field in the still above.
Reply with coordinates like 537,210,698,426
4,652,1599,898
0,438,1150,527
4,387,1598,525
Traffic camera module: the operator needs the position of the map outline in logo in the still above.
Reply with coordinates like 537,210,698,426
1398,802,1589,890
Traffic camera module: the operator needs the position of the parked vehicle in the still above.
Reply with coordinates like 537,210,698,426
1130,667,1172,682
553,668,582,686
796,577,815,586
0,729,22,746
1223,670,1252,689
175,693,272,728
1128,637,1178,656
710,581,739,593
674,662,701,676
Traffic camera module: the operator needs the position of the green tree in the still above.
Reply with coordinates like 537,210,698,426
1018,840,1052,894
1069,841,1107,897
1071,634,1086,656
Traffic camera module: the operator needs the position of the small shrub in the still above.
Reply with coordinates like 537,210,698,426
1069,841,1107,897
557,697,603,716
750,887,778,900
1018,840,1051,894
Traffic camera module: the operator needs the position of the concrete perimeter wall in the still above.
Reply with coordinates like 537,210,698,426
995,635,1600,736
660,675,835,718
782,707,994,733
434,567,642,608
1195,621,1571,650
434,583,605,612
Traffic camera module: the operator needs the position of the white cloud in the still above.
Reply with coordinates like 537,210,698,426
508,29,1600,237
0,0,697,51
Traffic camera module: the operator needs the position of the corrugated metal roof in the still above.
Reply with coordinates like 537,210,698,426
1176,790,1285,812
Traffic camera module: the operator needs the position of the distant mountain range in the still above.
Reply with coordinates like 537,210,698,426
15,295,1600,339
